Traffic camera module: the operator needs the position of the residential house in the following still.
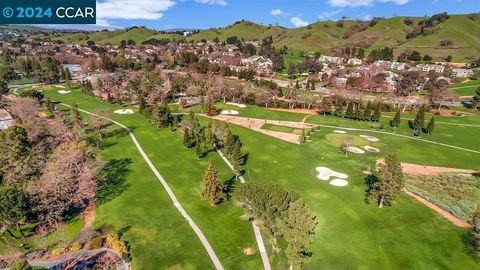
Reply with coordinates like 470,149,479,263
347,58,362,66
450,68,474,78
417,64,445,73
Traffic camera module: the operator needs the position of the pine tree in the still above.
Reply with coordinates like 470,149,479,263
231,140,244,173
414,104,426,130
201,159,225,206
344,102,354,119
138,94,146,113
225,129,235,154
195,139,202,158
353,102,363,120
391,109,401,128
363,101,372,121
183,128,192,148
371,103,381,122
204,123,215,152
70,103,82,127
367,153,404,208
279,199,317,270
153,100,171,128
426,116,435,134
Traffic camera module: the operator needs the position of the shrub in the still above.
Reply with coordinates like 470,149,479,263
50,247,66,256
9,259,31,270
87,236,104,250
105,234,128,257
68,242,82,253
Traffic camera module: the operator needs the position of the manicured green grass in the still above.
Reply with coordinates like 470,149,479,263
450,80,480,96
261,123,301,134
229,121,480,269
42,87,262,270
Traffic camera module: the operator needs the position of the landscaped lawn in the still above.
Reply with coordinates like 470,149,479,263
449,80,480,96
42,87,262,270
35,86,480,269
261,123,302,134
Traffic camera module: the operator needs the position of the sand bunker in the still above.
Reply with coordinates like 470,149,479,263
345,146,365,154
329,179,348,187
226,102,247,108
57,90,71,94
334,130,347,134
360,135,379,142
220,110,239,115
114,109,134,115
316,167,348,180
364,145,380,153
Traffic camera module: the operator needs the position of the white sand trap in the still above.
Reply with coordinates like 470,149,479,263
360,135,379,142
114,109,134,115
364,145,380,153
226,102,247,108
57,90,71,94
333,130,347,134
220,110,239,115
329,179,349,187
346,146,365,154
316,167,348,181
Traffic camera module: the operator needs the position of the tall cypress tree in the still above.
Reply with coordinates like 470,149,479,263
204,123,215,152
363,101,372,121
426,116,435,134
391,109,401,127
195,139,202,158
183,128,192,148
371,103,381,122
414,105,426,130
231,140,244,173
201,159,225,206
225,129,235,154
344,102,354,119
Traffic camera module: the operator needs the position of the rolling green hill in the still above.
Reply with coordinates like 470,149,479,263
38,14,480,62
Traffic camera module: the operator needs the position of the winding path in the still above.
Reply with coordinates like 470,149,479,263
216,149,272,270
60,104,224,270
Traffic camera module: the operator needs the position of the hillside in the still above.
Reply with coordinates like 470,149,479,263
38,14,480,62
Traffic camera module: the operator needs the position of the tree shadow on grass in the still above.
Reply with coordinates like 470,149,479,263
96,158,132,205
461,230,480,260
223,175,238,200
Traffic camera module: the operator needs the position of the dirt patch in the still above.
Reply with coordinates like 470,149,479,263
430,109,475,117
403,188,470,228
265,108,319,115
208,115,317,144
243,247,255,255
400,163,477,176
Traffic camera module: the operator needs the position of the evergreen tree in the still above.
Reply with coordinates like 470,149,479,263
391,109,401,128
201,159,225,206
367,153,404,208
183,128,192,148
70,103,83,127
363,101,372,121
153,100,171,128
426,117,435,134
204,123,216,152
371,103,381,122
0,187,29,238
414,105,426,130
225,128,235,154
353,102,363,120
279,199,318,269
231,140,244,173
344,102,354,119
195,138,203,158
45,97,55,113
138,93,146,112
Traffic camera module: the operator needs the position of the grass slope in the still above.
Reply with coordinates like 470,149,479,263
43,87,262,270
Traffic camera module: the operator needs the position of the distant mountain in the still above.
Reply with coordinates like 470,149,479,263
30,13,480,62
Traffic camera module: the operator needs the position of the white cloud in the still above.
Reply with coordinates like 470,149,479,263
318,9,343,19
271,9,287,16
290,17,309,28
328,0,409,8
195,0,227,6
96,0,176,20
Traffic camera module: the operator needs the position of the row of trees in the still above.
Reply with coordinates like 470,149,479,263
0,98,99,236
234,182,317,269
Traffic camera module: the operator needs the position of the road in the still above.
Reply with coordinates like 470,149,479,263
216,149,272,270
59,104,225,270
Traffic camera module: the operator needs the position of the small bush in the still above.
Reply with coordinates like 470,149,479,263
68,242,82,253
50,247,66,256
87,236,104,250
105,234,128,257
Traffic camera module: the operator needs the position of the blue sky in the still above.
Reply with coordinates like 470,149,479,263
95,0,480,30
